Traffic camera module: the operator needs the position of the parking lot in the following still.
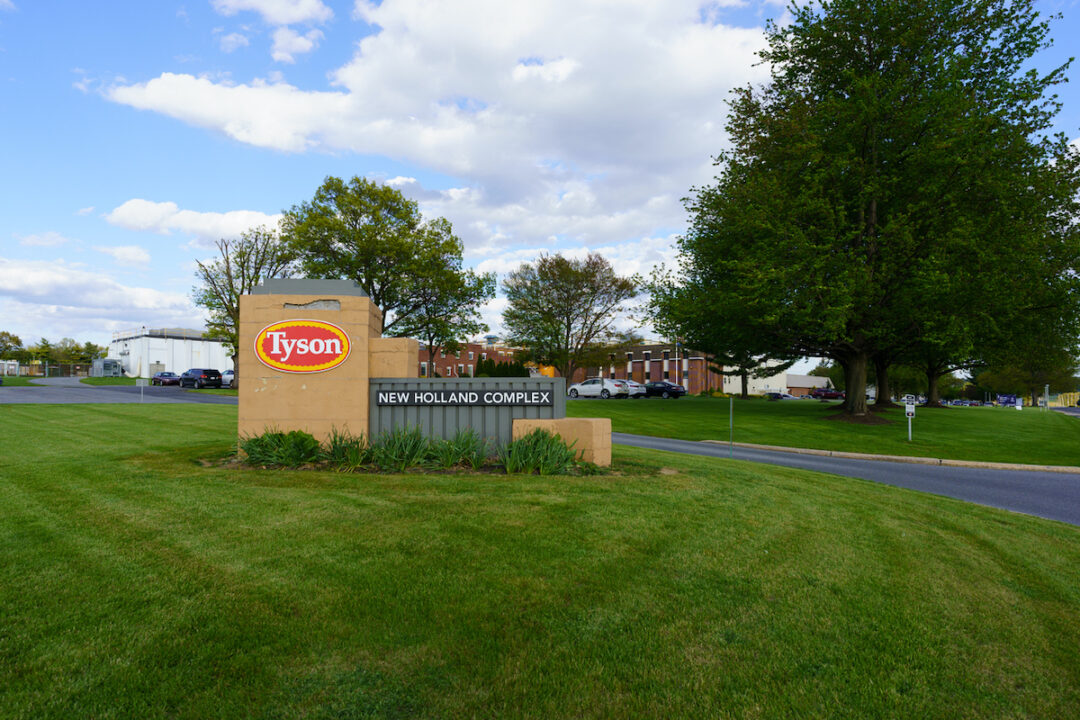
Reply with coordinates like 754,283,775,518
0,377,238,405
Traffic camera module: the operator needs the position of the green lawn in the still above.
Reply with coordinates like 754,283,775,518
185,387,238,396
2,404,1080,718
80,376,139,386
568,395,1080,466
0,376,39,387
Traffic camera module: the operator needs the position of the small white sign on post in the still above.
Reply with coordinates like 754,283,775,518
905,402,915,442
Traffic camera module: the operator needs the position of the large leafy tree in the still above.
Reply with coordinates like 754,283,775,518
0,331,22,358
669,0,1080,418
284,176,468,335
390,220,497,376
193,226,295,380
502,253,639,382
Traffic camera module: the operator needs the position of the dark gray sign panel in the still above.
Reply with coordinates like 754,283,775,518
376,389,553,406
369,377,566,445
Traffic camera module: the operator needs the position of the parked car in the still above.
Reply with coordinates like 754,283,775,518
811,388,845,400
644,381,687,399
221,369,235,386
567,377,629,399
765,392,797,401
625,379,647,398
179,368,223,389
151,371,180,386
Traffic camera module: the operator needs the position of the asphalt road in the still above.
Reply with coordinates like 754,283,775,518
0,377,238,405
614,431,1080,527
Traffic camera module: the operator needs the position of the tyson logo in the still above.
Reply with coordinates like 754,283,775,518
255,320,351,373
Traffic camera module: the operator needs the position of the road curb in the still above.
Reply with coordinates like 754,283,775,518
699,440,1080,475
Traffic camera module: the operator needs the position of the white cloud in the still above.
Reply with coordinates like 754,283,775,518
219,32,250,53
271,27,323,63
472,235,675,280
211,0,332,26
104,198,282,247
106,0,770,299
0,1,15,11
94,245,151,266
18,231,72,247
511,58,579,84
75,206,95,216
0,258,201,343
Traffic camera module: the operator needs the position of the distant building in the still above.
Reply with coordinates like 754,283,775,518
108,327,233,378
786,374,833,396
416,337,520,378
578,344,724,395
722,367,834,396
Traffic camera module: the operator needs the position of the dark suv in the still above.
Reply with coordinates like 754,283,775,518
179,368,223,389
811,388,845,400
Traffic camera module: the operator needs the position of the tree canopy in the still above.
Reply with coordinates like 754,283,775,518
284,176,474,336
657,0,1080,417
502,253,640,382
192,226,294,378
389,222,497,376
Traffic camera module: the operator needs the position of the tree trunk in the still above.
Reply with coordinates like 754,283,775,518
873,356,892,407
843,352,869,416
231,352,239,388
925,367,942,406
740,369,749,399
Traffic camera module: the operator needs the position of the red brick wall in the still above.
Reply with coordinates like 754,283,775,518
416,342,518,377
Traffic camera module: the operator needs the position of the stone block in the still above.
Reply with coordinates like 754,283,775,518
512,417,612,467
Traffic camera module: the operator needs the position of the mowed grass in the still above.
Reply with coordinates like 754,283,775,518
0,377,40,387
80,377,139,386
3,405,1080,718
568,395,1080,465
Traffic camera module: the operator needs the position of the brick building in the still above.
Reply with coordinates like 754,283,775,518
417,338,519,378
577,344,724,395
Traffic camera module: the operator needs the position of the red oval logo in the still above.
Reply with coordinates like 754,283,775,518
255,320,351,373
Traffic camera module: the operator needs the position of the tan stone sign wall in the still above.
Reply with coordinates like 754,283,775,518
238,286,417,442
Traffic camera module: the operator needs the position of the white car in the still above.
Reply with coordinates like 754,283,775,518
221,369,235,386
568,377,629,399
625,379,647,398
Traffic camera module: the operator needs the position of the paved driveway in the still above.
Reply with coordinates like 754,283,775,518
0,377,238,405
615,431,1080,527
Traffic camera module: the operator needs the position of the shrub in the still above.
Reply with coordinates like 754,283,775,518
241,429,323,468
498,429,579,475
326,427,369,470
370,425,430,472
453,427,493,470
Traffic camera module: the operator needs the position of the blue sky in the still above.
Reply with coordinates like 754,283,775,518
2,0,1079,350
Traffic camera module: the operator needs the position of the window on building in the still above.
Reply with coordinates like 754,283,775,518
468,364,474,376
663,350,670,360
440,350,446,358
446,366,453,376
468,351,474,360
419,364,428,377
643,351,651,361
458,364,465,376
664,370,670,380
481,352,487,360
626,352,633,361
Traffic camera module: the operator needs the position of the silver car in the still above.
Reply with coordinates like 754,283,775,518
567,377,629,399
